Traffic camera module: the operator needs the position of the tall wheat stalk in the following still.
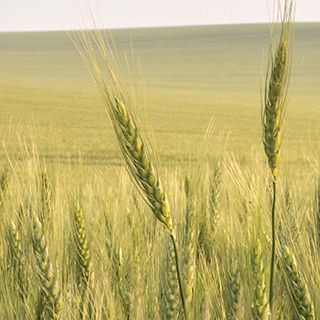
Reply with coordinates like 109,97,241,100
73,30,188,319
262,0,294,309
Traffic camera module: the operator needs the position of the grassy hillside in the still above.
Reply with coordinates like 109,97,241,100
0,23,319,169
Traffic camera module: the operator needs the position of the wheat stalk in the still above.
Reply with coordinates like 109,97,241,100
74,205,93,287
73,204,94,319
0,168,8,207
165,241,180,320
116,247,131,317
282,245,315,320
252,240,270,320
183,177,196,308
39,169,52,227
103,214,131,317
8,221,27,301
32,217,61,320
73,29,188,319
198,160,221,262
73,30,172,231
209,161,221,235
263,3,292,179
227,256,241,320
262,0,294,308
114,96,173,230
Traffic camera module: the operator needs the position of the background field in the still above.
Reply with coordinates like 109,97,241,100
0,23,319,171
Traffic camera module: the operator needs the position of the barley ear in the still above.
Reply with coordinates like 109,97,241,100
282,245,315,320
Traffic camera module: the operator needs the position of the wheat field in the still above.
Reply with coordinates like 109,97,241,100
0,4,319,319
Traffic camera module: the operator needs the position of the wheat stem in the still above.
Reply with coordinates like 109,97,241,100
170,233,188,320
269,180,276,308
183,177,196,308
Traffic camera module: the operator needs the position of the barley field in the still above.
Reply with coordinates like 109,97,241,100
0,12,319,320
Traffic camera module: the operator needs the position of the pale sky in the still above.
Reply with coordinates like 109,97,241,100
0,0,319,32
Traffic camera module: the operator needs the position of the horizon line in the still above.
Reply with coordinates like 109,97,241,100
0,20,319,34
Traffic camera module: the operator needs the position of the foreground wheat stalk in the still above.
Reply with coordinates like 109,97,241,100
227,256,241,320
74,30,188,320
32,217,61,320
183,177,196,312
112,95,188,319
165,241,180,319
74,204,94,319
252,240,270,320
8,221,27,301
282,245,315,319
262,0,293,309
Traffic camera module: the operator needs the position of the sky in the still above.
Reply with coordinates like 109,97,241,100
0,0,320,32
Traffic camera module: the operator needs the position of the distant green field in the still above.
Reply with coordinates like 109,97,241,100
0,23,319,169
